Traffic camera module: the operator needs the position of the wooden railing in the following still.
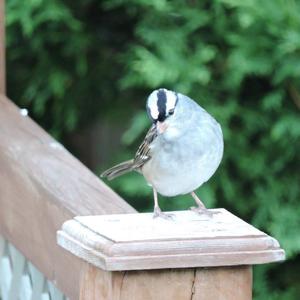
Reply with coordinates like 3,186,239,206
0,1,285,299
0,237,67,300
0,0,5,94
0,95,285,300
0,94,136,299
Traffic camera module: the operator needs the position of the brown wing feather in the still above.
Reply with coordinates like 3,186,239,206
101,124,157,180
133,124,157,169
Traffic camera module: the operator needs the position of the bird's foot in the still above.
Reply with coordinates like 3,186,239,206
190,206,220,218
153,207,174,220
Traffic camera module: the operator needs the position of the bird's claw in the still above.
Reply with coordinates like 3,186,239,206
153,207,174,220
190,206,220,218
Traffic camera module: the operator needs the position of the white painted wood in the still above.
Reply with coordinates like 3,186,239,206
57,209,285,271
0,239,11,300
48,281,65,300
8,244,26,300
20,264,32,300
0,236,67,300
29,263,45,300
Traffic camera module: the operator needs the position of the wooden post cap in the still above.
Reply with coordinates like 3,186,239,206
57,209,285,271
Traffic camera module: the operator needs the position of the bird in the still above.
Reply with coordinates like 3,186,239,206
101,88,224,219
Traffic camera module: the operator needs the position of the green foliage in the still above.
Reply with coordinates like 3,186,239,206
7,0,86,136
6,0,300,299
105,0,300,298
6,0,134,137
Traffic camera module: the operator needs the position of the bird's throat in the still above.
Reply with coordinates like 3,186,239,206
157,121,168,134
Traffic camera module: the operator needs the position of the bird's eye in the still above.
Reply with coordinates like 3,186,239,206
169,109,174,115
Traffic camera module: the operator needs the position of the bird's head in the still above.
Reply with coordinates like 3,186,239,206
146,88,178,134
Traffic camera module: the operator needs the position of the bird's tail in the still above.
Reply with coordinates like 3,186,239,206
101,159,135,180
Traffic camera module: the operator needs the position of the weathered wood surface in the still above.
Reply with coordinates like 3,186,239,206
0,95,135,299
57,210,285,271
79,264,252,300
0,0,5,93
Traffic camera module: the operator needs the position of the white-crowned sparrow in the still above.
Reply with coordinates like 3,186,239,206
101,88,224,218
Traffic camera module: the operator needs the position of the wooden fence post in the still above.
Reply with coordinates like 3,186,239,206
57,209,284,300
0,0,5,94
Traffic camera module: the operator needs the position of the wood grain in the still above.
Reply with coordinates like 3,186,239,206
0,0,5,93
0,95,135,299
193,266,252,300
57,210,285,271
79,264,252,300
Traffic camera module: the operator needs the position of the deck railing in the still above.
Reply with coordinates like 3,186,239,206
0,1,285,299
0,237,66,300
0,95,135,299
0,0,5,94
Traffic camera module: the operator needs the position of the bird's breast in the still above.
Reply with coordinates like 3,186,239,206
142,124,223,197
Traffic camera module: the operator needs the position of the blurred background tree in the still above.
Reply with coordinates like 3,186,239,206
6,0,300,299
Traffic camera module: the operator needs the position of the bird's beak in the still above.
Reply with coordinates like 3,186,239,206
157,121,168,134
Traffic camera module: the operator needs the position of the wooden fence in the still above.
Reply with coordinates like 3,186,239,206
0,1,285,299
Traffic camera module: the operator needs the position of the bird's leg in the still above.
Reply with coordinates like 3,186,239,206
190,191,218,217
153,187,160,214
152,188,174,220
191,191,206,209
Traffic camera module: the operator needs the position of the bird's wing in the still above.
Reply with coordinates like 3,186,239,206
101,124,157,180
133,124,157,169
